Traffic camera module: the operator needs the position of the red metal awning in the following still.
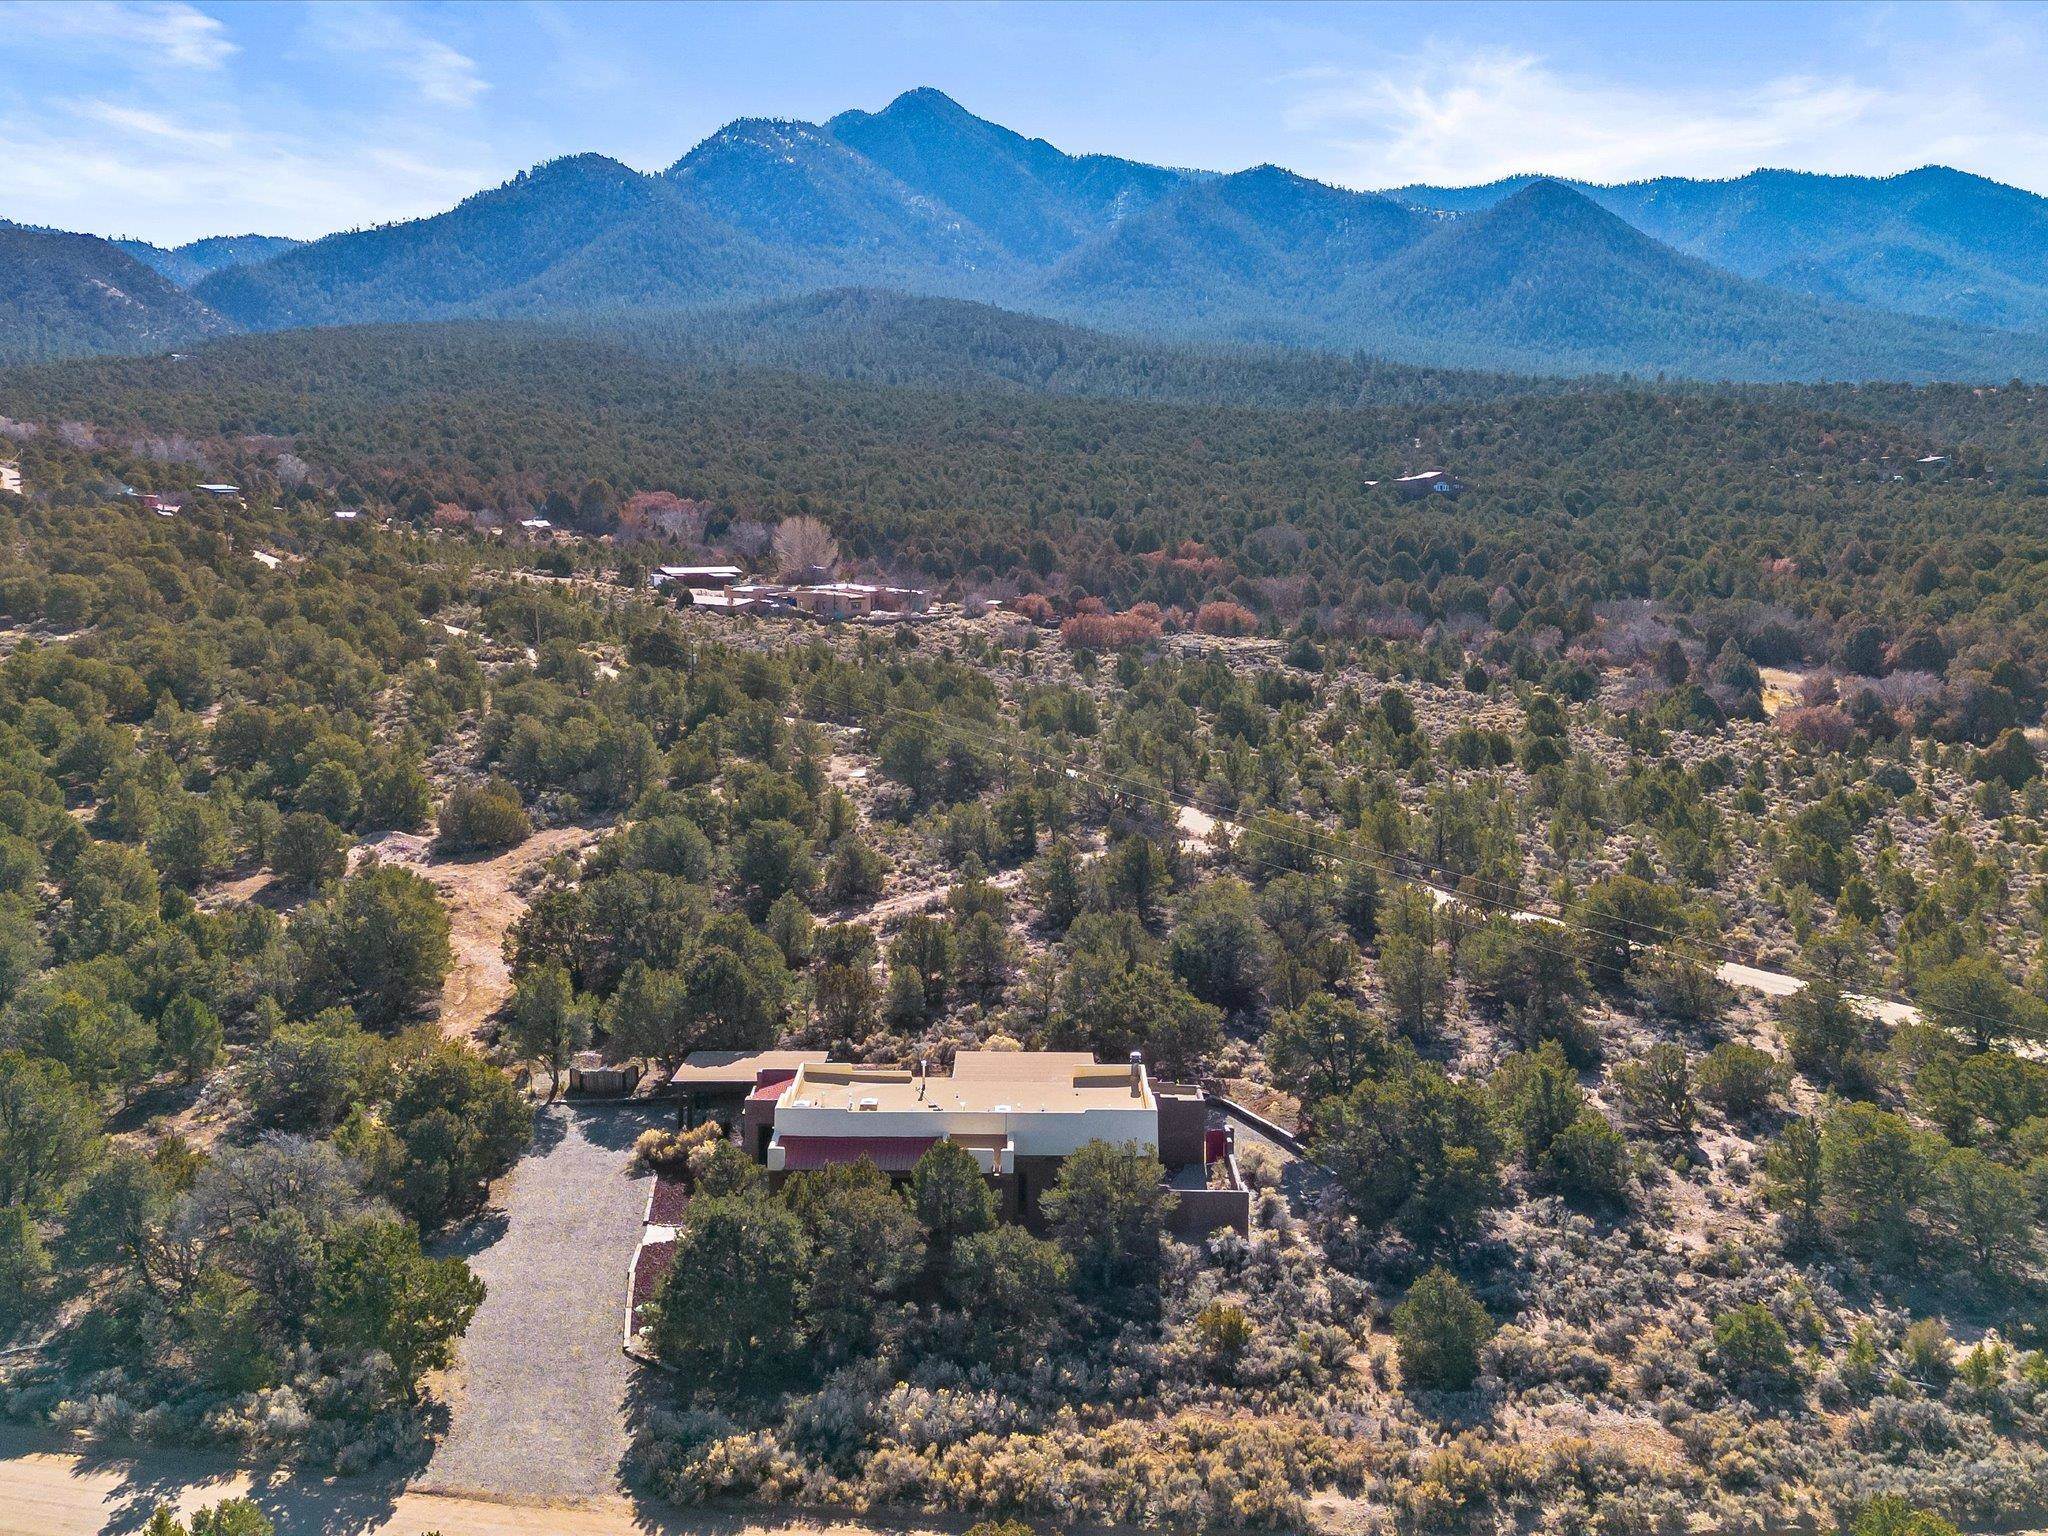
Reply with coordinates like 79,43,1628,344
776,1135,940,1173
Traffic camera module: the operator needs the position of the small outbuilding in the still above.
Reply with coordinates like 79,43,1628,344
1395,470,1464,500
566,1051,640,1097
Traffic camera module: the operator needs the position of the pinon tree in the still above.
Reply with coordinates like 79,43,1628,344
1392,1266,1493,1391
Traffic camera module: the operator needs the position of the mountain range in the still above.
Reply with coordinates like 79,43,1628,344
5,88,2048,382
116,232,305,288
1389,167,2048,335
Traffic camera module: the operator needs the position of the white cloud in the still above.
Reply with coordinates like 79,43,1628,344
68,98,236,152
5,1,235,70
300,5,488,108
1285,41,2048,193
0,91,498,242
1286,50,1873,187
0,3,497,242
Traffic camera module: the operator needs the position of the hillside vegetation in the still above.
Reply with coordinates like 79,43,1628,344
0,227,234,366
3,288,2048,1533
4,314,2045,679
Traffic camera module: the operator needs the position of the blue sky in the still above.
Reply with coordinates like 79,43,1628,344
5,0,2047,244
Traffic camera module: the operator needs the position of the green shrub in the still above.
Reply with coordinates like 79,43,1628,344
1393,1266,1493,1392
1710,1303,1797,1396
436,777,531,853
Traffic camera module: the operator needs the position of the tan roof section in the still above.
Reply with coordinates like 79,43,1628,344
782,1052,1150,1114
668,1049,829,1089
950,1050,1099,1080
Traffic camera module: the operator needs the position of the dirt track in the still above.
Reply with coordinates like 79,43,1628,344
0,1426,960,1536
356,826,603,1038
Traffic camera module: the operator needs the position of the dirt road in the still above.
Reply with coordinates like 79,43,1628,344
0,1427,957,1536
855,866,1025,929
356,826,603,1038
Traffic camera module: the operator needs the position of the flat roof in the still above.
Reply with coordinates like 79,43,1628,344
669,1049,829,1090
781,1052,1149,1115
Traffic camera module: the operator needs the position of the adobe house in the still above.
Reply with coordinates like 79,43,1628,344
790,581,879,619
649,564,745,589
741,1050,1247,1236
669,1048,831,1130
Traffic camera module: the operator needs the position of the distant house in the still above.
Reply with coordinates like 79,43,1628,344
332,507,360,521
195,482,240,497
650,564,745,589
512,517,559,543
874,585,932,615
684,588,760,612
785,581,933,620
1395,470,1464,500
0,460,21,496
791,582,879,619
251,550,282,570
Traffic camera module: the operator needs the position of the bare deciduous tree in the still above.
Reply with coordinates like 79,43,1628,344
772,515,839,578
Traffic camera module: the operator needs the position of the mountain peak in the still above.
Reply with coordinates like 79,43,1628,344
672,116,838,174
819,86,970,138
518,152,641,185
1496,177,1598,213
1233,163,1313,187
885,86,969,116
827,88,1186,263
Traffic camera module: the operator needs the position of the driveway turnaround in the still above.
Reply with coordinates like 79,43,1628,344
415,1099,670,1505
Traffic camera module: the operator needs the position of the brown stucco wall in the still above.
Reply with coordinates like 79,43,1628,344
1155,1083,1207,1171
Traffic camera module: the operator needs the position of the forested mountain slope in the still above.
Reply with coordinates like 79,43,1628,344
824,85,1191,262
1035,165,1430,335
583,289,1579,408
1337,181,2048,381
0,226,234,364
116,232,304,288
192,153,800,329
666,117,1015,289
1392,166,2048,333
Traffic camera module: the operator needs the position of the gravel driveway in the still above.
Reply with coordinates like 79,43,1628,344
415,1099,669,1505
